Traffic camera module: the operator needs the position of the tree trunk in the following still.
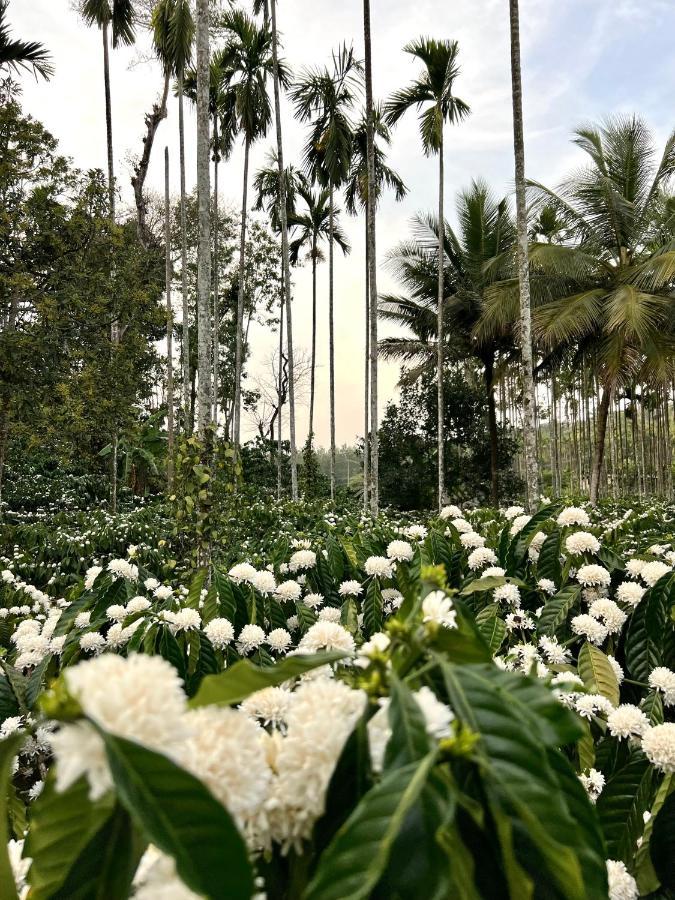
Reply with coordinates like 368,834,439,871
195,0,212,435
277,277,284,499
212,115,220,425
363,0,379,516
485,355,499,505
508,0,539,510
328,185,336,500
436,126,445,510
589,382,612,505
309,239,317,442
132,72,170,248
178,75,191,433
363,215,369,512
0,395,11,518
233,138,250,450
270,0,298,499
164,146,174,489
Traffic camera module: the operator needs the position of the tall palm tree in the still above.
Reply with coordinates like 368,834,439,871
345,105,407,511
288,174,350,444
195,0,211,435
220,9,286,453
385,38,469,511
0,0,53,80
164,145,174,488
291,44,363,499
508,0,538,509
380,181,515,505
152,0,194,430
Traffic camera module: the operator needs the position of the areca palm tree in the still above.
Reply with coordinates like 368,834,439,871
380,180,515,504
291,44,363,498
0,0,53,80
385,38,469,510
220,9,286,452
345,106,406,510
484,116,675,504
288,174,350,444
152,0,194,429
194,0,211,435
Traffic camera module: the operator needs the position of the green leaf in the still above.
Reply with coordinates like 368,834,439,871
636,774,675,895
384,675,431,771
625,577,669,681
189,652,347,708
0,673,19,720
537,586,580,638
102,734,254,900
537,529,562,585
186,569,206,610
363,579,383,636
596,750,655,863
475,606,506,654
296,599,317,632
0,734,24,900
650,788,675,890
201,585,219,625
213,568,236,621
25,774,115,899
340,597,359,634
305,753,437,900
577,642,620,707
460,575,506,594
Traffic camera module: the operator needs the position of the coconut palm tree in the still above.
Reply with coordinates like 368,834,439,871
385,37,469,510
291,44,363,499
345,105,407,511
288,174,350,445
194,0,211,435
219,9,287,453
152,0,194,429
508,0,538,509
483,116,675,504
380,180,515,504
0,0,53,80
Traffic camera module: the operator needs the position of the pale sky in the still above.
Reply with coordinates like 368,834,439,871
11,0,675,447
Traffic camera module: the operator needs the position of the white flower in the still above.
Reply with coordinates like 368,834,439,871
228,562,256,584
538,578,556,595
565,532,601,555
607,860,638,900
74,611,91,629
144,577,160,591
251,570,276,595
241,687,293,728
648,667,675,706
451,518,473,534
557,507,590,527
170,608,201,633
625,558,646,579
439,505,462,520
364,556,394,579
237,624,266,655
616,581,645,608
504,505,525,520
126,596,151,613
641,723,675,773
467,547,498,570
134,850,200,900
302,593,324,609
84,565,102,590
414,686,454,739
493,583,521,607
0,716,23,738
571,614,608,645
607,655,624,685
538,635,570,664
80,632,106,654
204,617,235,649
106,604,126,622
107,559,138,582
509,515,531,536
579,768,605,803
338,580,362,597
505,611,535,631
482,566,506,578
422,591,457,629
153,585,173,601
267,628,292,653
386,540,414,562
297,621,355,655
403,524,427,541
1,569,15,584
576,564,611,588
317,607,341,623
575,694,614,720
8,838,31,897
640,560,671,588
460,531,486,550
607,704,649,739
357,632,391,663
275,580,302,602
589,599,627,635
288,550,316,572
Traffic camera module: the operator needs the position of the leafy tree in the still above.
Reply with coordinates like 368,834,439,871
0,0,53,80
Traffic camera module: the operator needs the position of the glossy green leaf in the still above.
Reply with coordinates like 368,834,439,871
596,750,655,864
384,675,431,771
578,642,620,707
0,734,23,900
537,586,580,638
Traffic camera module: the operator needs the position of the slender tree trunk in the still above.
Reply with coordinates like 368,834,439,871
363,0,379,515
164,146,174,489
508,0,538,510
328,185,337,500
277,282,284,499
233,138,250,450
132,72,170,248
485,356,499,505
0,395,10,518
436,127,445,510
309,242,317,442
178,75,191,433
589,382,612,505
212,116,220,425
195,0,212,435
363,216,370,512
270,0,297,499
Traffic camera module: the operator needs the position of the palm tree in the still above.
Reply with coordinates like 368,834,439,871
288,174,350,444
508,0,539,509
291,45,363,499
152,0,194,430
220,9,286,453
164,145,174,489
195,0,211,435
345,105,407,511
385,38,470,510
380,181,515,505
0,0,53,80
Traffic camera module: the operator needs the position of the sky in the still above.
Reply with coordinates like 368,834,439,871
10,0,675,447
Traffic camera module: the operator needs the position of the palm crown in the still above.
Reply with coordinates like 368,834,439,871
344,104,407,214
0,0,53,80
81,0,135,47
288,174,350,265
152,0,194,80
